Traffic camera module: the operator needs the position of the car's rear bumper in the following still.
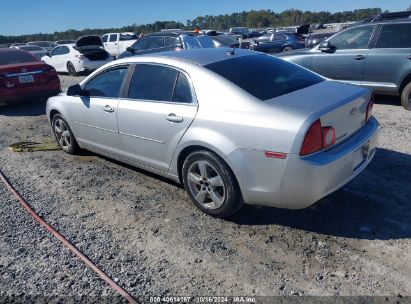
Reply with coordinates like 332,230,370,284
0,83,61,103
226,117,379,209
77,58,113,72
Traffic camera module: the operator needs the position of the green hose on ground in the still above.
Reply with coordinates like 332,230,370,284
8,141,60,152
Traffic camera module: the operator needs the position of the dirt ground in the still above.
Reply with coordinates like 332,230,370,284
0,75,410,302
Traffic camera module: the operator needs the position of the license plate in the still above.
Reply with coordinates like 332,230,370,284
18,75,34,84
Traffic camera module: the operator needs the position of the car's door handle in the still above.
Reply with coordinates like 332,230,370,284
103,105,114,113
165,113,183,123
354,55,365,60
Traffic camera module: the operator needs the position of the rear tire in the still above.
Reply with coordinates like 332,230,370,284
67,62,78,77
52,114,79,155
401,82,411,111
182,150,243,218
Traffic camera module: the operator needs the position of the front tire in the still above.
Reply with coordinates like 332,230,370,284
182,150,243,218
52,114,79,155
282,46,293,52
67,62,78,77
401,82,411,111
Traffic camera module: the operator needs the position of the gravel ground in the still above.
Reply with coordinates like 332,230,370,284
0,75,410,301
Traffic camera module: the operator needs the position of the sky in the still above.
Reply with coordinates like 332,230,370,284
1,0,410,36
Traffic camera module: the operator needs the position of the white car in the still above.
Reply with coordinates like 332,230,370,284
101,32,137,58
42,36,112,76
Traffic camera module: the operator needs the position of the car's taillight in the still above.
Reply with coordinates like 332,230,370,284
365,99,374,122
42,65,56,73
300,119,336,156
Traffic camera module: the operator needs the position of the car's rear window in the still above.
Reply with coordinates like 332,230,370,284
0,51,37,65
204,54,324,100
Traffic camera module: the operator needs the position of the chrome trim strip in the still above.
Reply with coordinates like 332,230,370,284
337,80,397,88
6,70,44,77
74,122,117,133
119,131,165,144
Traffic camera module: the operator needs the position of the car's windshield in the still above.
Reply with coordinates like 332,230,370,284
212,35,239,45
183,35,215,49
0,50,37,65
205,54,324,100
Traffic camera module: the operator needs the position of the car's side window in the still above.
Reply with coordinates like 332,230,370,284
328,25,374,50
165,36,179,47
148,36,164,49
109,34,117,42
128,64,178,102
376,24,411,49
132,37,149,51
84,67,129,98
50,47,61,56
273,34,285,41
60,46,70,55
173,72,193,104
101,35,108,43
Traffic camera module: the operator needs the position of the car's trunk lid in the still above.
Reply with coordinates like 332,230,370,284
76,36,104,48
268,80,372,148
74,36,109,61
0,62,50,87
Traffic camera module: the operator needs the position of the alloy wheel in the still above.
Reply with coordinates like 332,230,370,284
54,119,72,152
187,160,226,210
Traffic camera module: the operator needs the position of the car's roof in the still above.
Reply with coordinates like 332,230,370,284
137,48,257,66
145,31,201,37
376,18,411,24
0,48,25,52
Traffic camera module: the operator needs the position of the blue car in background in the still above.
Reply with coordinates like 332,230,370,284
249,32,306,53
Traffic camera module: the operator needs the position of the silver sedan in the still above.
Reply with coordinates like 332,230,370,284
46,48,378,218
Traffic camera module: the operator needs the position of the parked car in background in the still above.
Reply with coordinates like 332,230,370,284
250,32,305,53
278,19,411,110
47,48,377,218
41,36,112,76
10,43,26,48
101,32,138,58
56,40,75,45
209,35,250,49
27,41,56,52
229,27,249,39
12,45,48,60
117,32,215,59
247,31,264,39
0,48,60,104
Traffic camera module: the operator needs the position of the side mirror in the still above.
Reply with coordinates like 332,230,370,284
66,84,89,96
46,52,51,57
319,41,334,52
126,47,134,53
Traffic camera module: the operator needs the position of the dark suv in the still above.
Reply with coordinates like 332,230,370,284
117,32,215,59
277,19,411,110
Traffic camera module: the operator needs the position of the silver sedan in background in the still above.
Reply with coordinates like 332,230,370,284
46,48,378,218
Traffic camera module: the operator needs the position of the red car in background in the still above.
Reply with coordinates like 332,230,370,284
0,48,61,104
